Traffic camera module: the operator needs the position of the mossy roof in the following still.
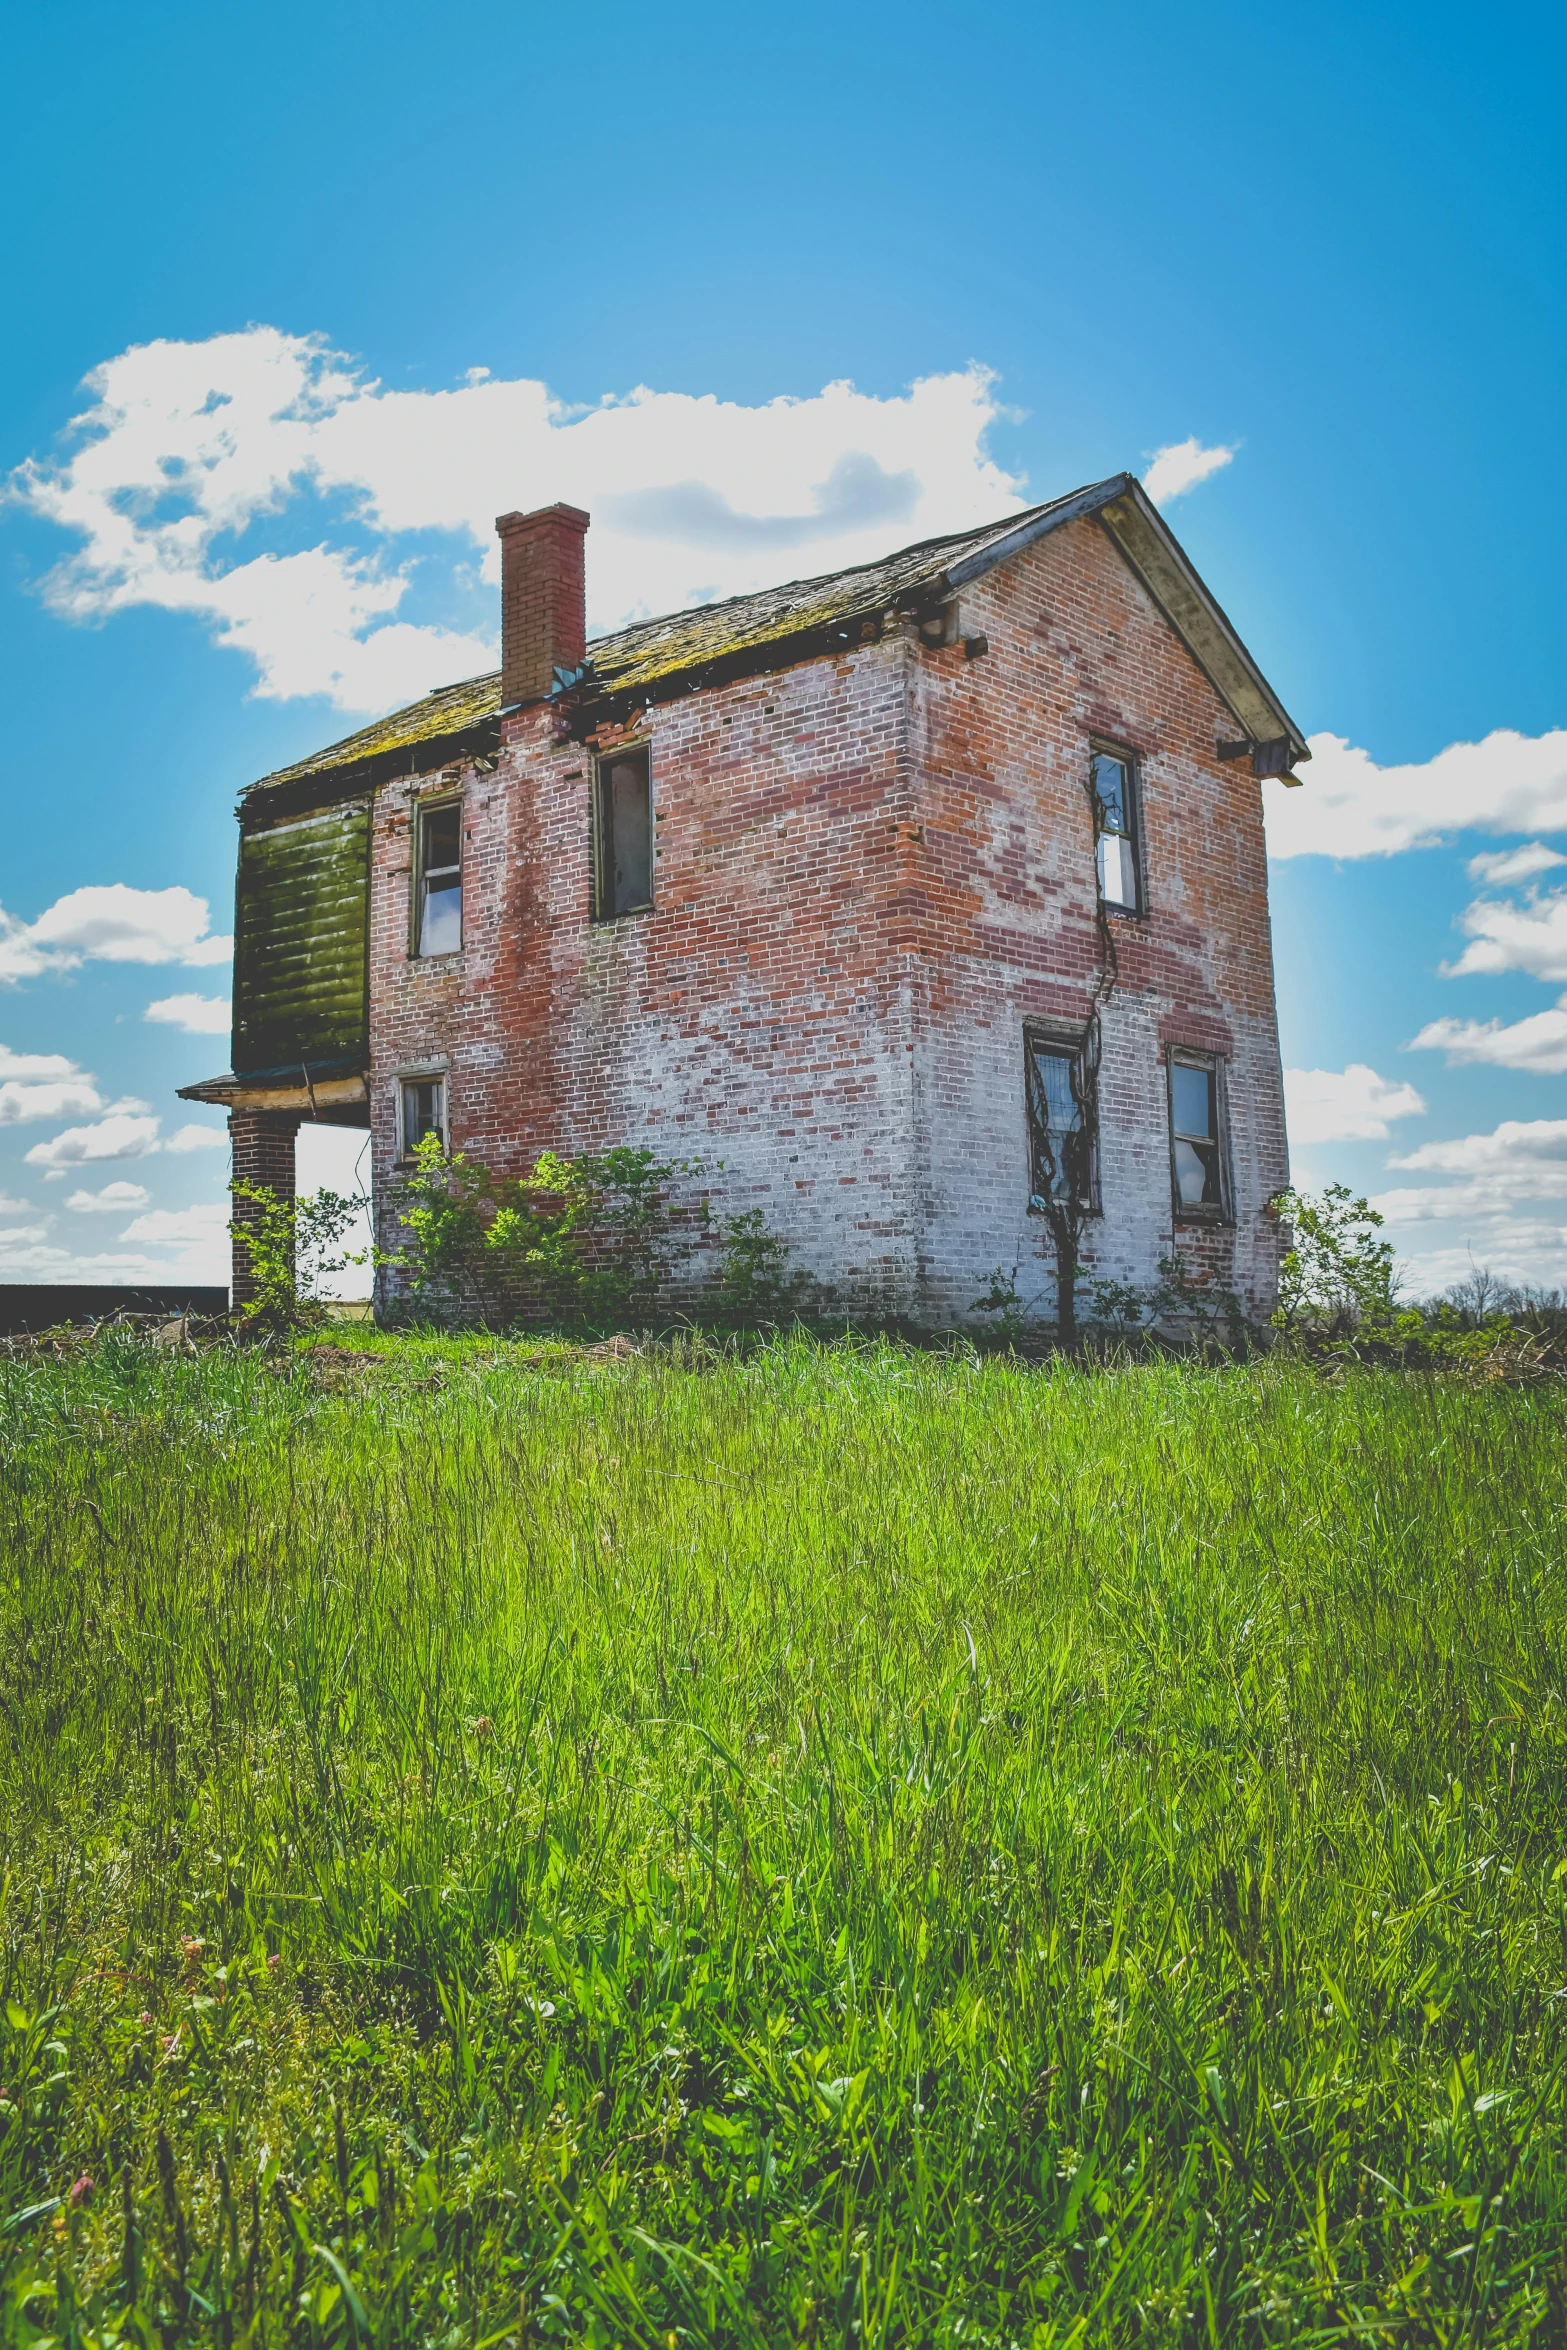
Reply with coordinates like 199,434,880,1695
246,474,1307,804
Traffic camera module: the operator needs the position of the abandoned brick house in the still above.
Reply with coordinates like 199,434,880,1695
181,472,1307,1327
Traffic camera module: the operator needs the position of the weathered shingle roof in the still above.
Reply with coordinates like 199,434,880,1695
246,473,1307,808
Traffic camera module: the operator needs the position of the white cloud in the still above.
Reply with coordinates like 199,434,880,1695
25,1110,161,1172
1445,886,1567,984
162,1122,226,1153
121,1202,229,1246
1388,1119,1567,1179
9,329,1027,711
145,991,230,1035
0,1074,105,1125
1408,999,1567,1074
67,1180,151,1212
1266,729,1567,861
1141,437,1235,506
1364,1117,1567,1294
0,885,232,983
1283,1062,1426,1144
1467,841,1567,886
0,1189,37,1217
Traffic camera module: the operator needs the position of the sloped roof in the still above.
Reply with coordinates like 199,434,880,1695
246,473,1307,806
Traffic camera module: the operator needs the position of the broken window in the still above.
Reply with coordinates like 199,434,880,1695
1091,749,1139,912
1169,1054,1226,1215
1025,1031,1096,1210
400,1074,446,1159
594,747,653,918
416,802,463,956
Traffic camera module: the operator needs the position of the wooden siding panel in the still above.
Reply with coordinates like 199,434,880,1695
232,801,371,1072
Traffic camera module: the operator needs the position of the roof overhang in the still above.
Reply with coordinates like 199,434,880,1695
940,472,1310,769
178,1060,369,1123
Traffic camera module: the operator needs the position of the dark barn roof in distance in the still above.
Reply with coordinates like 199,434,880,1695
245,474,1308,815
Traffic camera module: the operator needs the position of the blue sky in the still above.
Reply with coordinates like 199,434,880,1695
2,0,1563,1294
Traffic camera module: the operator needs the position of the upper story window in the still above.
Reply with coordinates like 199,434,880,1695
1169,1052,1227,1218
1091,749,1140,912
594,747,654,919
416,801,462,956
1025,1029,1097,1212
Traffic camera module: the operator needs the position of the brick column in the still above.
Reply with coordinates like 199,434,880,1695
229,1109,301,1307
495,502,589,707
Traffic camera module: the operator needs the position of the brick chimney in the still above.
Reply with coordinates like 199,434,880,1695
495,502,590,708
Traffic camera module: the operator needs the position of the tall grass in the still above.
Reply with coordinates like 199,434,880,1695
2,1336,1566,2345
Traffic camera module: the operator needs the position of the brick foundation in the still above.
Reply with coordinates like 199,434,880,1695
228,1110,300,1306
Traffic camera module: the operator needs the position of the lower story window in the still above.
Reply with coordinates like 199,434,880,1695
1169,1054,1225,1214
1025,1030,1096,1209
400,1074,446,1158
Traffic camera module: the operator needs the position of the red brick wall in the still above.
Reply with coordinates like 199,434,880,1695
229,1108,300,1305
366,512,1288,1327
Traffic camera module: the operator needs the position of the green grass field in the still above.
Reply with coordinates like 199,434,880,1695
2,1336,1566,2346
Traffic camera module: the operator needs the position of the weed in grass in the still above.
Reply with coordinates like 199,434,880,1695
0,1337,1565,2343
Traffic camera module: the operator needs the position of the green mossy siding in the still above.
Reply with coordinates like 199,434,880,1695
232,801,371,1073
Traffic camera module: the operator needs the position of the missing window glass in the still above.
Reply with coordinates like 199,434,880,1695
1025,1030,1097,1211
1168,1053,1227,1216
1091,748,1140,912
416,801,462,956
594,747,653,918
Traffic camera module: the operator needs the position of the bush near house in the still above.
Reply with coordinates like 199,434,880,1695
2,1335,1566,2345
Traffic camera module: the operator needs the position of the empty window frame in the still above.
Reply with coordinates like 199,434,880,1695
1168,1052,1228,1217
415,800,463,956
594,746,654,918
1091,747,1140,912
399,1073,447,1160
1024,1029,1097,1211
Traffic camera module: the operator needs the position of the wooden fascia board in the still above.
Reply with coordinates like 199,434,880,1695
1093,485,1310,762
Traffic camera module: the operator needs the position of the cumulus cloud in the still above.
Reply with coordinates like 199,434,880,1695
1283,1063,1427,1144
0,885,231,983
1467,842,1567,886
0,1189,37,1217
67,1180,151,1212
163,1122,226,1153
121,1202,229,1246
0,1044,106,1125
145,991,230,1035
24,1109,161,1173
1265,729,1567,861
1141,437,1235,506
10,329,1031,711
1444,885,1567,984
1408,1000,1567,1075
1365,1117,1567,1292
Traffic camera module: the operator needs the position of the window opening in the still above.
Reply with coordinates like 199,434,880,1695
400,1075,446,1158
1091,750,1139,911
595,748,653,917
1170,1057,1224,1212
417,802,462,956
1025,1033,1095,1209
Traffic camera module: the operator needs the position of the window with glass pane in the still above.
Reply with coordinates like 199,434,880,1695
417,802,462,956
400,1076,446,1157
1091,750,1138,910
595,748,653,917
1026,1036,1092,1207
1169,1058,1224,1212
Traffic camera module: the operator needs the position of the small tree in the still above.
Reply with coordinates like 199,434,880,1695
1272,1183,1400,1334
230,1181,367,1331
